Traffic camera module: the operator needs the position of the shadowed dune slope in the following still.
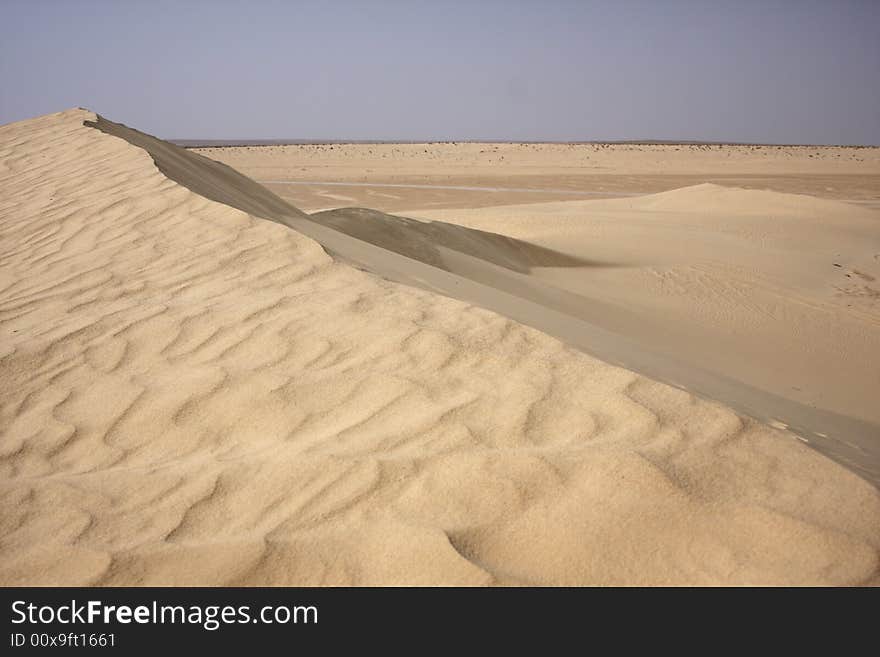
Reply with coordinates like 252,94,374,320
0,109,878,586
310,207,591,273
86,114,311,222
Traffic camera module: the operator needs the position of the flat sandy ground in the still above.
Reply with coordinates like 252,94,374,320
1,110,878,586
195,141,880,212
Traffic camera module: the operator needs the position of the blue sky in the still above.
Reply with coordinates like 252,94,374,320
1,0,878,143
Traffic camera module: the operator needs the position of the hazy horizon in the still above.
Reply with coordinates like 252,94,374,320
168,137,880,146
2,0,879,145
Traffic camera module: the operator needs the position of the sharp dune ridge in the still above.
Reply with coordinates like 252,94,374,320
0,109,878,586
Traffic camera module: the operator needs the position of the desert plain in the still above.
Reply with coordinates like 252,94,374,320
1,109,879,585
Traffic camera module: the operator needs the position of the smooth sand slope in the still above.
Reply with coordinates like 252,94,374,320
1,109,878,585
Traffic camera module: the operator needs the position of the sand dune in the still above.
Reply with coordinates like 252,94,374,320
1,109,878,585
408,188,880,483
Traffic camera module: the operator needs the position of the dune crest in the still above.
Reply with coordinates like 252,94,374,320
1,109,878,585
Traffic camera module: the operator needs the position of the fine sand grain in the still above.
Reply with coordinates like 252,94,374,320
1,109,878,585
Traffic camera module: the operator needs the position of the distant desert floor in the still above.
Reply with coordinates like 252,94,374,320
1,110,879,586
193,141,880,213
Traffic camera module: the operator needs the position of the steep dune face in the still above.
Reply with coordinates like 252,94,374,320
1,109,878,585
310,207,589,274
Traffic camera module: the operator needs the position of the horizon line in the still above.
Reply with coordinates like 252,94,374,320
170,138,880,148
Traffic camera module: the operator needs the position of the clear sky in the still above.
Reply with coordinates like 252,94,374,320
1,0,878,144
